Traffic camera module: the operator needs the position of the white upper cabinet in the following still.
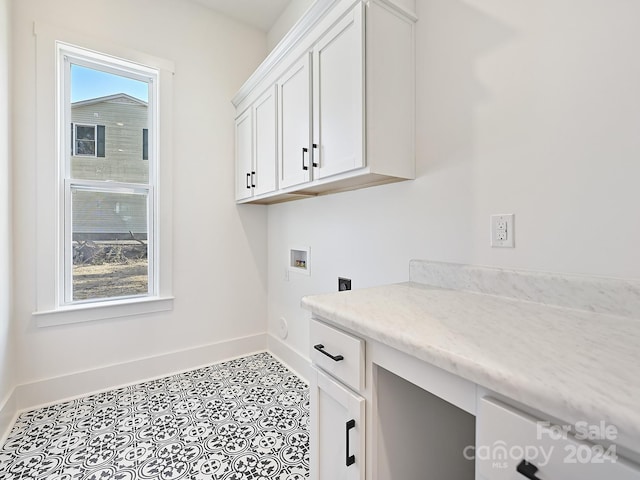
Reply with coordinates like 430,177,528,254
253,86,277,196
278,54,312,189
232,0,417,204
235,108,253,201
313,5,364,180
235,86,278,200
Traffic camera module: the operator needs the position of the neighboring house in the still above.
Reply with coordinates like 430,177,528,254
71,93,149,241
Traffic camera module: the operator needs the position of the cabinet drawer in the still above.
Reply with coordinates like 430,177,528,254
310,319,364,392
477,397,640,480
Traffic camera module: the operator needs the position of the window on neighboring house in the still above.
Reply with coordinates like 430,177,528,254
73,123,106,157
62,45,156,304
73,124,95,156
143,128,149,160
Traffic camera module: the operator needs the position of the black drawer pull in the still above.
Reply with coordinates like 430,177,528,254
302,147,308,171
251,171,256,188
312,143,318,167
346,419,356,467
313,344,344,362
517,460,542,480
246,173,251,189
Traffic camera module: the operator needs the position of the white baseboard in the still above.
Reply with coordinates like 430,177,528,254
0,333,311,443
13,333,267,414
267,333,311,382
0,389,17,445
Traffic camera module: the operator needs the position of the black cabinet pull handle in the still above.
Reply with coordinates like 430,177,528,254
345,419,355,467
312,143,318,167
313,344,344,362
517,460,542,480
251,171,256,188
302,147,308,170
246,173,251,189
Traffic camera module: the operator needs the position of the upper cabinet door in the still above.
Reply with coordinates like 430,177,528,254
278,54,312,189
313,4,364,180
235,108,253,201
253,86,278,196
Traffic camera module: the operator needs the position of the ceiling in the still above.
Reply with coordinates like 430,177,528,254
192,0,293,31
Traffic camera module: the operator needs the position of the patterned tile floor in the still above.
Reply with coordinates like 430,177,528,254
0,352,309,480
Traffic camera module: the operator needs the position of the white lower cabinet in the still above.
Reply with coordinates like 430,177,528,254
310,366,365,480
310,319,364,392
307,319,640,480
477,397,640,480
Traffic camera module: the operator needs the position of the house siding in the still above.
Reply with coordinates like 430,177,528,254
71,96,149,238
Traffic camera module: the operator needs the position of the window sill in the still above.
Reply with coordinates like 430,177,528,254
33,296,174,328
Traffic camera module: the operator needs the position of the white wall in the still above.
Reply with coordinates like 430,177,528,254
12,0,269,387
267,0,314,51
0,0,14,407
267,0,640,357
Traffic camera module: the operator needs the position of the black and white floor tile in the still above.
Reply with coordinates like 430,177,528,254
0,352,309,480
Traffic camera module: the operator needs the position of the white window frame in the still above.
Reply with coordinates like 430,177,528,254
61,45,158,305
73,123,97,157
33,23,174,327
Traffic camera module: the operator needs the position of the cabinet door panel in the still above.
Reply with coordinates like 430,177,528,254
314,4,364,179
235,109,253,200
478,397,640,480
310,367,365,480
253,86,277,196
279,54,311,189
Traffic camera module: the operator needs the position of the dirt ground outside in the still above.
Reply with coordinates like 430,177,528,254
73,259,148,300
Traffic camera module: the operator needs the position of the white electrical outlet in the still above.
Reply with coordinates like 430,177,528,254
491,214,514,248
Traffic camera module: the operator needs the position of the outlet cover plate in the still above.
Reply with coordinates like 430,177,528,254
491,214,514,248
338,277,352,291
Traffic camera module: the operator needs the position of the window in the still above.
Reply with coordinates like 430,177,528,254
34,24,174,326
143,128,149,160
62,46,156,304
73,124,98,156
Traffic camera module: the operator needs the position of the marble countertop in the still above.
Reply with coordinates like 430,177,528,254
301,270,640,454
